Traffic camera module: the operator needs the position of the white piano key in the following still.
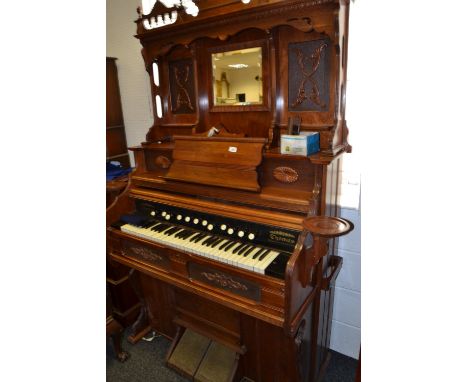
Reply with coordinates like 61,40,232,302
255,251,280,274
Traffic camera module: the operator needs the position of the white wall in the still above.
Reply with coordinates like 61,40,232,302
227,67,262,103
330,206,361,359
107,0,361,360
107,0,154,166
329,1,363,360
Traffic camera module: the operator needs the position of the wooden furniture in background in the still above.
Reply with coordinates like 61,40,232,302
107,1,353,381
107,177,128,208
107,57,130,168
106,58,138,327
106,285,130,362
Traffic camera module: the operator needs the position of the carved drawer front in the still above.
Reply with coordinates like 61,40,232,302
122,241,170,269
188,263,260,301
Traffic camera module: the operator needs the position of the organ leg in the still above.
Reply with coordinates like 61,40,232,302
107,317,130,362
127,268,151,343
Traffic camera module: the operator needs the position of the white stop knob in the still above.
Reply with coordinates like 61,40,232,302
238,231,245,238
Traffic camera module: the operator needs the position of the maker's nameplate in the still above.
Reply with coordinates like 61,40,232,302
188,263,260,301
268,230,296,245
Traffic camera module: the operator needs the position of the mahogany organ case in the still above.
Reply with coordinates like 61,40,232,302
106,1,354,381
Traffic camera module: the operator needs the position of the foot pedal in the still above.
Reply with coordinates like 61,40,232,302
167,328,240,382
167,329,211,377
194,341,238,382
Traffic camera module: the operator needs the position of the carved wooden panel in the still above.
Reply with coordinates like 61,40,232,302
169,59,196,114
288,38,330,112
188,262,260,301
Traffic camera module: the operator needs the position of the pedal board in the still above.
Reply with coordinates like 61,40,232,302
167,328,239,382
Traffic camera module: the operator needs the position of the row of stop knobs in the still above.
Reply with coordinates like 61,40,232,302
150,210,256,240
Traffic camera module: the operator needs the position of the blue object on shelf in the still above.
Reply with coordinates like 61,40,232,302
106,162,132,181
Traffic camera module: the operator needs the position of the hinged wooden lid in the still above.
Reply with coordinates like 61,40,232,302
164,136,267,192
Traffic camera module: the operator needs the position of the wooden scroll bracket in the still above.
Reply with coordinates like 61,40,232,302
301,216,354,286
321,255,343,291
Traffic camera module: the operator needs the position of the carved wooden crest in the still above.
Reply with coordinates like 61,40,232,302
273,166,299,183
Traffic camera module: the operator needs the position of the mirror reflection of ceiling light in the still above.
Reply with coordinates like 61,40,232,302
228,64,249,69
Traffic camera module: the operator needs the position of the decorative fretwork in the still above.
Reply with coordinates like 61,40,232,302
127,246,163,262
201,272,248,291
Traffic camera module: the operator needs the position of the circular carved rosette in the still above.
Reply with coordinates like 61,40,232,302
273,166,299,183
155,155,171,169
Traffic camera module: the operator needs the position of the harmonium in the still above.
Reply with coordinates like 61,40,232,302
106,1,354,381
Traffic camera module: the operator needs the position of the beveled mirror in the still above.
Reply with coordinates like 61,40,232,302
209,41,268,112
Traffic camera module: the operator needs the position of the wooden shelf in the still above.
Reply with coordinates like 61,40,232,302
107,153,129,160
107,124,125,130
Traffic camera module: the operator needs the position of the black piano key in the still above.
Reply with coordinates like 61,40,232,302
154,223,168,231
181,230,196,239
203,236,218,246
199,236,213,245
163,227,178,235
210,238,224,248
258,249,271,261
194,234,208,243
190,233,203,242
233,244,248,254
174,229,188,238
167,228,184,237
239,245,252,256
252,248,266,260
227,242,241,252
160,226,173,235
150,223,163,231
218,240,232,250
265,253,290,279
201,236,215,246
243,246,256,257
155,224,170,232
